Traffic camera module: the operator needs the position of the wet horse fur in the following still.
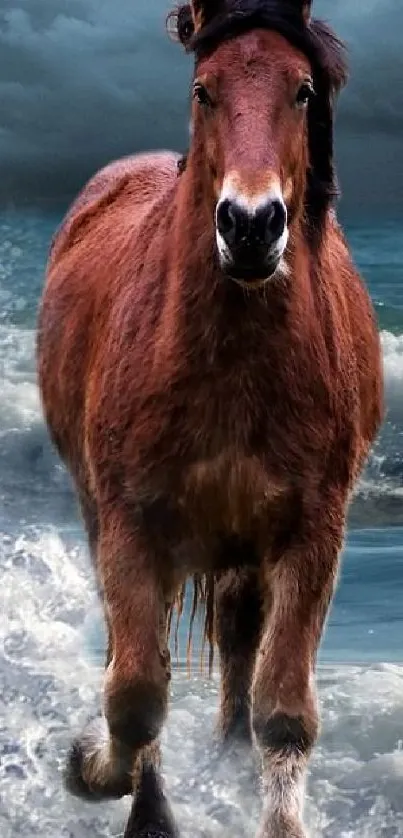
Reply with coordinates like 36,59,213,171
37,1,383,836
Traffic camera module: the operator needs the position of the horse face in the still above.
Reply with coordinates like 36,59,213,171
192,27,313,285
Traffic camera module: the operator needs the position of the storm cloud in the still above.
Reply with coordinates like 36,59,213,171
0,0,402,210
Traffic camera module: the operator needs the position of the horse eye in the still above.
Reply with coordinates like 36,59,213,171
182,21,193,40
295,81,315,108
193,82,213,108
177,6,194,42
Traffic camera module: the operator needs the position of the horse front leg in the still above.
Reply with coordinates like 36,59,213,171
123,602,178,838
65,504,174,817
215,567,263,745
252,503,345,838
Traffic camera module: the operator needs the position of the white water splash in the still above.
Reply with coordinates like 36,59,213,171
1,526,403,838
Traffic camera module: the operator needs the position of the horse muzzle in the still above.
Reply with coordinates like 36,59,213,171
215,195,288,285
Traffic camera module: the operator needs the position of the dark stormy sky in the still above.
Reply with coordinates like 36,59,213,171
0,0,401,212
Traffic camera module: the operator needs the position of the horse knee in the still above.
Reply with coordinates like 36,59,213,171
105,668,169,751
252,645,319,760
252,708,318,759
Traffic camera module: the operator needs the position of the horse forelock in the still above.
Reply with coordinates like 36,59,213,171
168,1,348,240
168,1,347,84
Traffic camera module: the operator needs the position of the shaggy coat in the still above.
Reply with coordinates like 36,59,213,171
37,1,383,836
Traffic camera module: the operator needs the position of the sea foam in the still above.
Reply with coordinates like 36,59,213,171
1,526,403,838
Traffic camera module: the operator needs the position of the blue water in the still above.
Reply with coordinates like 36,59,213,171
0,207,403,838
322,527,403,662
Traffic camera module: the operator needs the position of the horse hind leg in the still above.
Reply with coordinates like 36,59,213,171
215,565,263,746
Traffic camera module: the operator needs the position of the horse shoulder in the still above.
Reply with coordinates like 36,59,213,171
44,149,180,359
49,151,181,265
40,152,180,482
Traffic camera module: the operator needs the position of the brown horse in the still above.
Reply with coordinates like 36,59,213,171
37,1,383,836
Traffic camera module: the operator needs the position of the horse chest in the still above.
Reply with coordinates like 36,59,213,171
178,448,286,537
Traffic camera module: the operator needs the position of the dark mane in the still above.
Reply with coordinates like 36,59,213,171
168,0,348,239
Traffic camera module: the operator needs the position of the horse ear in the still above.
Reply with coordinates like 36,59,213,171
190,0,225,32
289,0,312,25
301,1,312,24
167,2,225,48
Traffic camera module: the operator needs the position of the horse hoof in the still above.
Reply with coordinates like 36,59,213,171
123,814,178,838
64,737,132,801
123,765,179,838
123,805,179,838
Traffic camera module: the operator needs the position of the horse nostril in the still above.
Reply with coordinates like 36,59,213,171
216,199,237,244
264,199,286,245
216,196,286,253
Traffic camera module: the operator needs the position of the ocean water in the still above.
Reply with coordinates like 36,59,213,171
0,207,403,837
